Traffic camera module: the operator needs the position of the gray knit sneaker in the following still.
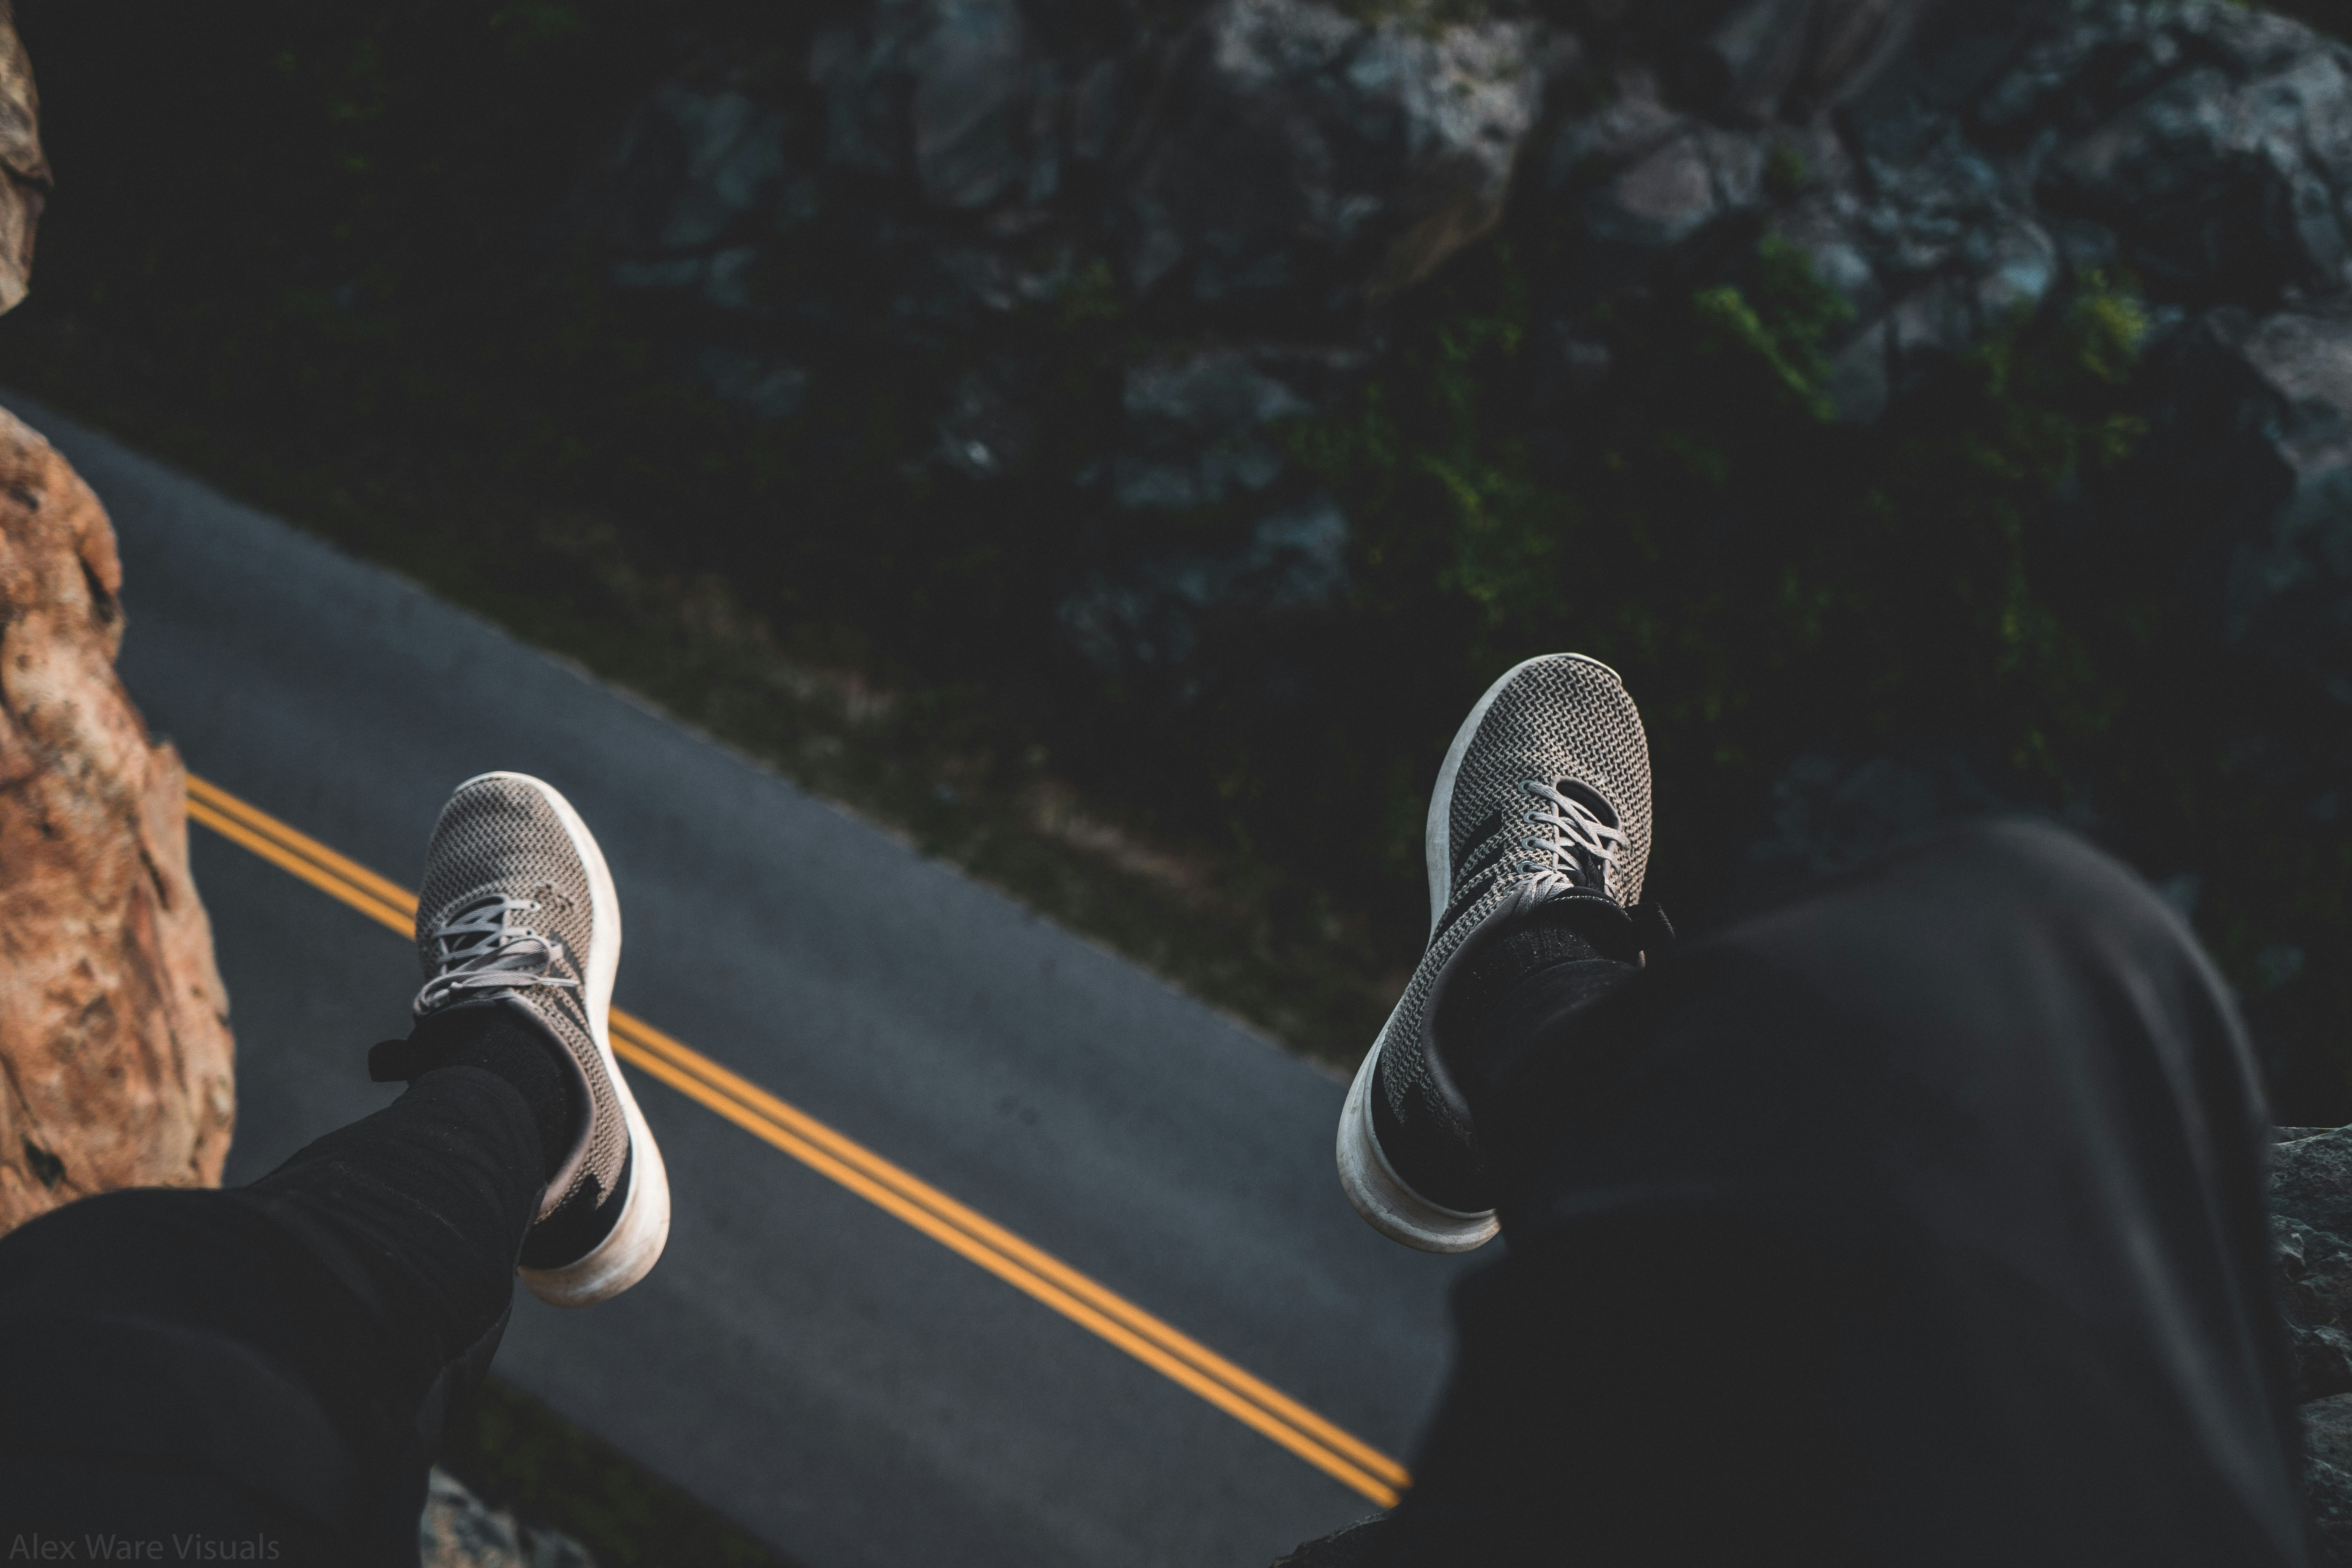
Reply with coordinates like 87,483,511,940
411,771,671,1306
1337,654,1655,1252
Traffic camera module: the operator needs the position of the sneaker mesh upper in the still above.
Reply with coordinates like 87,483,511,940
1446,659,1651,909
1374,656,1653,1207
416,778,626,1223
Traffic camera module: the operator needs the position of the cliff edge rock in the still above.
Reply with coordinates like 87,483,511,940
0,404,234,1235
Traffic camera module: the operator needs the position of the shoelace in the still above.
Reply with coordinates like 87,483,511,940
1516,779,1625,902
413,892,580,1016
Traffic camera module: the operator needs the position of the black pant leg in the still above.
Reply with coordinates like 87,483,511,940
1389,819,2309,1566
0,1064,544,1564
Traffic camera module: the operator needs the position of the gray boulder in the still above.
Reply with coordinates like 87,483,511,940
1534,0,2352,715
909,0,1032,210
2276,1122,2352,1236
2279,1218,2352,1403
1688,0,2352,410
810,0,1040,209
1059,493,1351,688
1054,341,1370,688
933,357,1038,477
1679,0,1933,123
1584,116,1769,253
1111,348,1310,512
580,0,2352,693
604,83,792,298
2219,308,2352,705
2308,1221,2352,1568
2036,22,2352,304
2309,1392,2352,1565
2129,301,2352,710
2273,1128,2352,1404
1120,0,1549,311
419,1468,596,1568
594,0,2352,437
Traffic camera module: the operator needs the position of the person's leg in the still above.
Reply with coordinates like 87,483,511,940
0,771,670,1563
1394,820,2309,1565
0,1016,547,1561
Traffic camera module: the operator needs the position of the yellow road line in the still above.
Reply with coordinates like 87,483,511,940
183,771,1409,1506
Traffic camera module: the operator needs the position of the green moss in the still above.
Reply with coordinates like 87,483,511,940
1762,142,1809,203
1055,256,1124,330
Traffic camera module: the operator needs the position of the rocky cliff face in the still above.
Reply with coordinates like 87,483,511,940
588,0,2352,707
0,403,235,1233
2261,1125,2352,1565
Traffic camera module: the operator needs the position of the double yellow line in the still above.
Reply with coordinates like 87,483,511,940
183,773,1409,1507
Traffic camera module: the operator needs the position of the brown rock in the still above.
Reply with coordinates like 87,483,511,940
0,404,233,1236
0,1,49,314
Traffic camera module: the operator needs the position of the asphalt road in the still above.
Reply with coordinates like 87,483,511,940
14,393,1482,1568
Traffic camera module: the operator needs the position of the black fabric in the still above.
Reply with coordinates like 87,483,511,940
0,1062,546,1565
1435,895,1644,1111
1447,954,1639,1109
1378,818,2312,1566
381,997,578,1182
1447,900,1606,1008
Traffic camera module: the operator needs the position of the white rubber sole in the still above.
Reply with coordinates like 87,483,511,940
460,771,672,1308
1338,657,1618,1253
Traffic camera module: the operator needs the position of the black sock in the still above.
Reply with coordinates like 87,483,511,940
404,1002,575,1182
1439,900,1641,1107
